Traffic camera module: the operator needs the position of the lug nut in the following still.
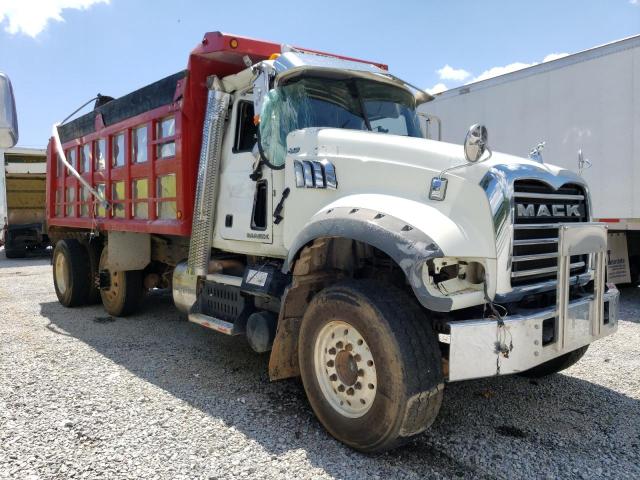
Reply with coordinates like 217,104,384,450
327,360,334,367
357,369,365,377
355,382,362,390
336,341,344,349
328,347,336,355
330,374,337,381
345,343,353,352
354,354,361,362
346,388,354,396
337,384,345,392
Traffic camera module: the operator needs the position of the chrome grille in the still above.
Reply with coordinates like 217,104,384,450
511,181,588,286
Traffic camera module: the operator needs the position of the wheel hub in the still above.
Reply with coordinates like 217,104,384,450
314,320,377,418
335,350,358,386
54,253,68,294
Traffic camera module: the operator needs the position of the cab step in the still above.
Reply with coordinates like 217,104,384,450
188,312,237,335
188,278,252,336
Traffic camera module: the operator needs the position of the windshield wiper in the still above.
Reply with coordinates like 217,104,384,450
351,80,372,131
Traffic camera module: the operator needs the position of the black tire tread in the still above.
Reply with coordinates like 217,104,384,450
53,239,91,307
116,270,144,317
4,247,25,259
346,281,443,444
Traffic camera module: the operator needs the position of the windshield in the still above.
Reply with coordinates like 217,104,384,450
259,76,422,167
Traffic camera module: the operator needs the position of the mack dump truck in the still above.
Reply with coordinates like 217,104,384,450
1,147,49,258
46,32,619,452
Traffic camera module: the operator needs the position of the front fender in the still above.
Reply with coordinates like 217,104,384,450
284,194,497,312
284,204,453,311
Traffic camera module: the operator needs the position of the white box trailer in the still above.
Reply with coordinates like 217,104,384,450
1,147,48,257
421,35,640,283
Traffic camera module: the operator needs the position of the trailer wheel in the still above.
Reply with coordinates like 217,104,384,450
4,245,25,259
52,239,91,307
4,234,25,259
98,247,143,317
298,280,444,452
521,345,589,378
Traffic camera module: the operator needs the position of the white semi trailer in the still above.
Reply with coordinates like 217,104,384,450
0,73,20,243
421,35,640,283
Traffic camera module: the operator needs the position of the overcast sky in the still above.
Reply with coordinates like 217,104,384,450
1,0,639,147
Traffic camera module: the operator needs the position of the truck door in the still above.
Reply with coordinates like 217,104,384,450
218,98,273,244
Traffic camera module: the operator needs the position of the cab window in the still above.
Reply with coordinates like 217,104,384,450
233,101,257,153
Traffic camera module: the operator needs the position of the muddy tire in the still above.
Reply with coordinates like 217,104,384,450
86,241,102,304
99,247,143,317
52,239,91,307
298,280,444,453
521,345,589,378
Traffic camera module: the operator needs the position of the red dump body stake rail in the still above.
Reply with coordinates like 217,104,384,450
46,31,387,237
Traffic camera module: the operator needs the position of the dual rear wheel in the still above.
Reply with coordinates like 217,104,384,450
52,239,143,316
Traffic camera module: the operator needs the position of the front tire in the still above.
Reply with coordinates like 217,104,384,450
98,247,143,317
52,239,91,307
298,280,444,452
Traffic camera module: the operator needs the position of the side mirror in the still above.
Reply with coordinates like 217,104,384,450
0,73,18,149
463,124,488,163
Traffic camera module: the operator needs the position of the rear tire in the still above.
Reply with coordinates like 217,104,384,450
4,235,25,259
4,246,25,259
298,280,444,452
521,345,589,378
86,241,102,304
52,239,91,307
99,247,143,317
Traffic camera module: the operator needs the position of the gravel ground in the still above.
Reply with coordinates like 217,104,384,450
1,247,639,479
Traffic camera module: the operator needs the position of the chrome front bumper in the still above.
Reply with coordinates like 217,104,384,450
448,223,619,382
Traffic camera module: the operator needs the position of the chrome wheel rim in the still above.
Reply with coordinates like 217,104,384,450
313,320,377,418
55,253,68,294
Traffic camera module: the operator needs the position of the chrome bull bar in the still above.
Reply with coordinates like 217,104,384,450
556,224,607,351
447,223,618,382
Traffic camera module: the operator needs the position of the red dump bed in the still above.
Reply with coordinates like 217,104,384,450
46,32,386,237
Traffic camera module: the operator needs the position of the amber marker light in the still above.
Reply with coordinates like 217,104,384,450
230,38,238,49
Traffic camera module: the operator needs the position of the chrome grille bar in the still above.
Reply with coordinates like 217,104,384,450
513,237,559,246
513,192,584,200
511,261,585,278
514,223,561,230
513,252,558,262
